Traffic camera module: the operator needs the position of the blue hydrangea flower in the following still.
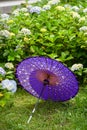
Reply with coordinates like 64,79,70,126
0,67,6,76
29,6,42,14
1,79,17,93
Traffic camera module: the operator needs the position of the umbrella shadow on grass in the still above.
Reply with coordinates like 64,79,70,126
24,99,75,126
26,99,72,118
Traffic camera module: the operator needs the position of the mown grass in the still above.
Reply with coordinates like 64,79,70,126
0,86,87,130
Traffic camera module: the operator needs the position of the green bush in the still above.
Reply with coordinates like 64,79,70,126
0,2,87,65
0,0,87,94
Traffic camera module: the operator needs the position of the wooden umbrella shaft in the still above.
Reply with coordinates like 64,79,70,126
27,85,46,124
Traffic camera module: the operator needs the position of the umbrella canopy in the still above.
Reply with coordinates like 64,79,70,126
16,56,79,102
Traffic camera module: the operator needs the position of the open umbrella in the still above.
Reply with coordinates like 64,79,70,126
16,56,79,123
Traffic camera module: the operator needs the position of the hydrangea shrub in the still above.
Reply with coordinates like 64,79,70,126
0,0,87,107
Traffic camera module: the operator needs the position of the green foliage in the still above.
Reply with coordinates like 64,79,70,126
0,88,12,107
0,2,87,68
0,0,87,87
0,63,16,107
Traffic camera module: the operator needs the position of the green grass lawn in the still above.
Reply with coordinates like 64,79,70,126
0,86,87,130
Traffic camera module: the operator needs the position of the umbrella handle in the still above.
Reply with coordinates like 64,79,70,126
27,97,40,124
27,85,45,124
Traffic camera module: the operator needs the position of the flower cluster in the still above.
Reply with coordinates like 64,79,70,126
12,8,28,16
0,13,9,20
5,62,14,69
12,8,20,16
79,26,87,32
83,8,87,13
0,67,6,76
29,6,42,14
48,0,60,5
0,30,11,38
71,11,80,19
71,64,83,71
0,63,17,93
79,17,86,22
0,28,31,38
19,28,31,35
1,79,17,93
55,6,65,11
71,6,80,12
27,0,60,14
20,8,28,12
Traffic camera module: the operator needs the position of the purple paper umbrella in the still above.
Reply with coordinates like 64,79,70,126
16,56,79,102
16,56,79,123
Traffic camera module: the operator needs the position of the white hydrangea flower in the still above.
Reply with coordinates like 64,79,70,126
83,8,87,13
28,0,41,4
12,8,20,16
0,67,6,76
13,8,28,16
71,64,83,71
42,5,51,11
79,26,87,31
71,6,80,12
29,6,42,14
71,11,80,18
48,0,60,5
5,62,14,69
27,5,33,10
1,79,17,93
64,4,72,9
20,8,28,12
79,17,86,22
0,30,11,38
0,13,9,20
24,13,29,16
20,28,31,35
